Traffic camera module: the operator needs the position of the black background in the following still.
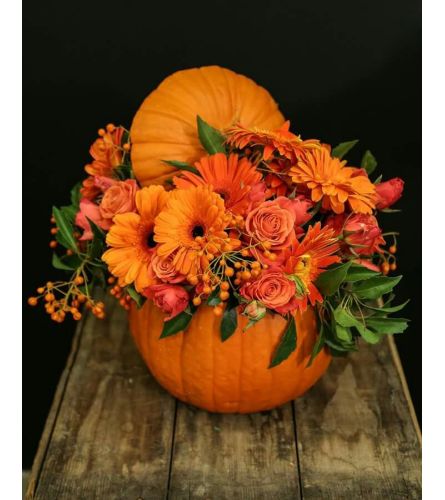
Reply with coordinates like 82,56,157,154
23,0,421,468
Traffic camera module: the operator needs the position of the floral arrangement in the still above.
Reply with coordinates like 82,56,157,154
29,103,408,368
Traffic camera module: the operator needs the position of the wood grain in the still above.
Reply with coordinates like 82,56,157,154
28,298,176,500
168,403,301,499
294,338,421,499
27,297,421,500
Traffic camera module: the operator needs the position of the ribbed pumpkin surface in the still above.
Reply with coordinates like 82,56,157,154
129,301,331,413
130,66,285,186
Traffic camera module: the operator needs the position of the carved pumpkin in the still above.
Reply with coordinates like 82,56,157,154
130,66,285,186
129,302,331,413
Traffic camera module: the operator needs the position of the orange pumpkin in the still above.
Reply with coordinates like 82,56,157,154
129,301,331,413
130,66,285,186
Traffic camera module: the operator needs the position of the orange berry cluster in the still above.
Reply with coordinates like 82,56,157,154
28,277,106,323
380,243,398,275
187,247,269,316
108,277,132,311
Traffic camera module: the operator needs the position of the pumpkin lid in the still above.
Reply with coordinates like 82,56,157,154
130,65,285,186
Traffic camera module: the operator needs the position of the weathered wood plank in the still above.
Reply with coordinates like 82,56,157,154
294,338,421,499
168,403,301,499
28,298,176,500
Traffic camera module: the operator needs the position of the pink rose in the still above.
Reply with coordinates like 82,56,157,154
240,270,297,314
75,198,112,241
99,179,138,220
151,253,186,284
245,196,311,250
375,178,404,209
326,213,385,255
144,284,189,321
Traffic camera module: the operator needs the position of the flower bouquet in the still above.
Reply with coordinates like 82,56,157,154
29,66,407,413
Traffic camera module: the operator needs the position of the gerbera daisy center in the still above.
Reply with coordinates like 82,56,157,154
191,224,205,238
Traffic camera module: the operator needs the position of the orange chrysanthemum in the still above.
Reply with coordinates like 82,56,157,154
173,153,262,215
226,121,320,162
289,148,376,214
154,185,239,277
102,185,169,292
284,222,340,309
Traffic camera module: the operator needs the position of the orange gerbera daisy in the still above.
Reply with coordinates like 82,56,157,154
154,185,239,277
226,121,320,162
289,147,376,214
283,222,340,310
102,185,169,292
173,153,262,215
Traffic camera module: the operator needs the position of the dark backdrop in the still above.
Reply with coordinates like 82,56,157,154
23,0,421,468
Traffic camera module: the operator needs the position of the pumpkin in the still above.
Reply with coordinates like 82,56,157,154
129,301,331,413
130,66,285,186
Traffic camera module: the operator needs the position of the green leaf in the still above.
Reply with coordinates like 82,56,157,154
52,252,78,271
269,316,297,368
221,306,238,341
354,323,382,344
70,182,82,207
366,317,409,334
86,218,106,260
207,288,221,306
197,115,226,154
353,275,402,300
374,174,383,184
360,150,377,175
335,324,353,342
333,307,361,328
363,299,410,314
325,338,356,354
53,206,78,252
315,261,352,296
60,205,77,224
332,140,359,159
114,164,134,180
163,160,199,175
160,306,195,338
127,285,146,309
307,323,326,367
345,264,380,282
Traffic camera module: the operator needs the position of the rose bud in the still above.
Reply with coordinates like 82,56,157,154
144,284,189,321
344,214,385,255
375,177,404,209
326,214,385,256
243,300,266,322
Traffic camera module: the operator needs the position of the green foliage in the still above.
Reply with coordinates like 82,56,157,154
52,206,78,252
127,285,146,309
315,261,352,296
52,252,81,271
162,160,199,175
310,263,408,363
332,140,359,159
197,115,226,154
352,275,402,300
269,316,297,368
207,288,222,306
160,305,196,338
114,164,134,180
361,150,377,175
345,264,380,282
221,303,238,342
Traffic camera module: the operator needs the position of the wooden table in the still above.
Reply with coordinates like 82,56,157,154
26,297,421,499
